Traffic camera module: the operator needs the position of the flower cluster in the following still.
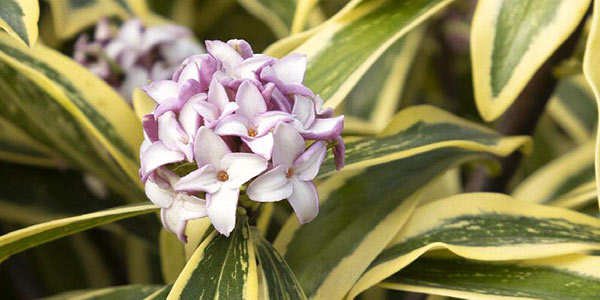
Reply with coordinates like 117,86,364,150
74,18,203,101
139,39,345,241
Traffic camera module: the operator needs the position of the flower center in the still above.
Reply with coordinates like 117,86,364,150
285,168,294,178
247,128,258,137
217,170,229,181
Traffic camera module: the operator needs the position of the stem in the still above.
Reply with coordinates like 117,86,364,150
465,17,586,192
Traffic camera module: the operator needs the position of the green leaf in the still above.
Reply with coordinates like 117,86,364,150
318,105,531,178
168,216,258,300
43,284,163,300
349,193,600,298
582,0,600,211
512,141,595,205
547,75,598,144
159,228,186,283
0,116,57,167
0,32,144,200
251,228,307,300
342,27,424,135
0,0,38,46
381,254,600,300
0,202,158,262
471,0,591,121
275,139,524,300
267,0,455,110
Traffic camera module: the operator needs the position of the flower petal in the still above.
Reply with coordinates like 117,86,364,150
288,178,319,224
140,141,185,181
194,127,231,167
221,153,268,187
207,76,230,109
272,53,306,84
333,135,345,170
158,111,193,161
292,95,316,128
236,81,267,119
300,115,345,140
214,114,250,137
179,97,202,138
294,141,326,181
143,80,178,104
247,165,292,202
162,194,207,242
206,40,243,74
175,164,220,193
227,39,253,58
145,178,176,208
243,133,274,160
142,114,158,142
206,187,240,236
272,123,305,167
254,111,294,136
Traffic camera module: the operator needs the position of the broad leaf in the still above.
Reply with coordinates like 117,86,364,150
267,0,455,110
349,193,600,298
44,284,163,300
0,202,158,262
0,32,144,200
251,228,307,300
0,0,38,46
0,116,57,167
159,228,186,283
342,28,424,135
318,105,531,178
547,75,597,144
380,254,600,300
512,141,595,205
275,139,524,300
471,0,591,121
582,0,600,210
168,217,258,300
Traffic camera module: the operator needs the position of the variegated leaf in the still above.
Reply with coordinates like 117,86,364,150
471,0,591,121
380,254,600,300
349,193,600,299
0,202,158,262
167,217,258,300
0,0,38,46
43,284,163,300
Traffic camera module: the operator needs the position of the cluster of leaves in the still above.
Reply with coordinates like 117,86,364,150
1,0,600,299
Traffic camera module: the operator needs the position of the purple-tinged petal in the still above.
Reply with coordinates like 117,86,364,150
300,115,345,140
292,95,316,128
175,164,220,193
247,164,292,202
288,178,319,224
177,79,202,101
142,114,158,142
293,141,326,181
271,53,306,84
173,54,217,89
214,114,250,137
236,56,274,80
243,133,274,160
143,80,178,104
145,179,176,208
220,153,268,187
205,40,243,74
236,81,267,119
179,97,202,138
314,95,333,118
207,76,230,110
156,167,180,187
227,39,253,59
158,111,193,160
94,18,112,41
254,111,294,136
162,194,207,242
269,87,292,112
206,187,239,236
194,127,231,168
272,123,305,167
140,141,185,181
333,135,345,170
262,82,275,106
